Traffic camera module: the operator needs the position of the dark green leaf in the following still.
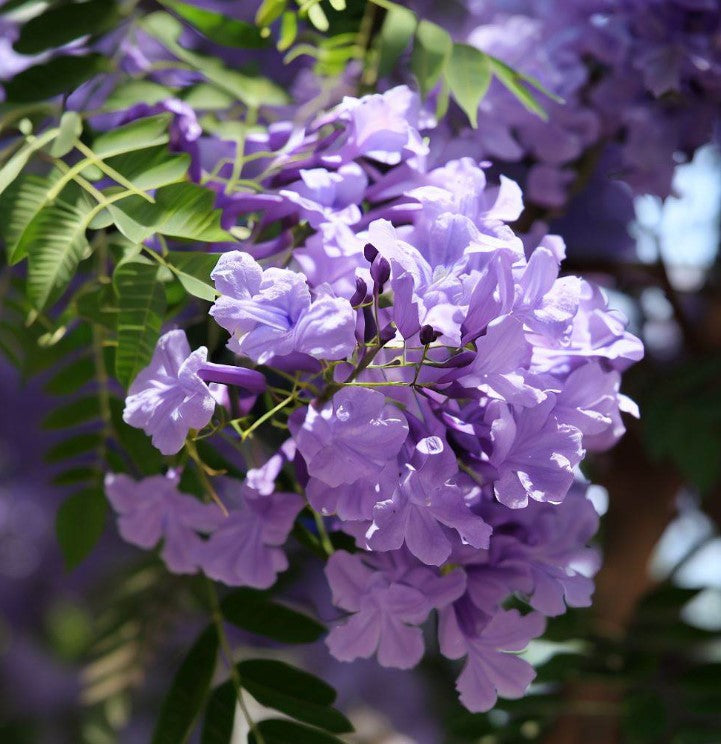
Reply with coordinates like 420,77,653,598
446,44,491,128
200,681,235,744
410,20,452,97
377,4,416,77
248,719,346,744
221,589,325,644
161,0,267,47
43,396,101,430
237,659,351,733
13,0,119,55
46,433,102,463
75,282,119,331
52,467,99,487
109,397,165,475
113,257,166,388
56,488,107,569
152,626,219,744
44,356,95,395
4,54,110,103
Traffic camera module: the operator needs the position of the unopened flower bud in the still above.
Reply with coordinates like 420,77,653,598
419,325,440,346
363,243,378,262
349,276,368,307
370,256,391,287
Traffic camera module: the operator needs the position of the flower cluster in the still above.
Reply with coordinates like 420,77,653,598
107,85,642,712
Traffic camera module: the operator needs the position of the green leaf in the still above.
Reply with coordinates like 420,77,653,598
104,80,177,110
44,356,95,395
180,84,236,111
377,4,416,77
277,11,298,52
411,20,452,97
489,57,548,120
51,111,82,157
248,719,346,744
4,54,110,103
56,488,107,570
13,0,119,55
142,12,289,108
200,682,235,744
152,626,219,744
75,282,119,331
104,145,190,191
110,183,233,244
256,0,286,27
446,44,492,128
0,171,62,263
113,257,166,388
237,659,352,734
221,589,325,644
43,396,101,430
24,197,93,309
161,0,267,47
52,467,99,487
92,114,172,158
46,433,102,463
165,251,220,302
0,127,59,198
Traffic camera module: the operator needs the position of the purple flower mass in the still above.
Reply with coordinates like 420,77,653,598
107,72,642,713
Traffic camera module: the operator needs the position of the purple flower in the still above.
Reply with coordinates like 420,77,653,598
488,398,585,508
104,471,223,573
366,437,492,566
210,251,356,364
123,330,217,455
290,387,409,488
123,330,266,455
439,606,545,712
325,550,465,668
197,481,303,589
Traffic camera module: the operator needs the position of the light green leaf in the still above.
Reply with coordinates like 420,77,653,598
160,0,267,47
110,183,233,244
92,114,172,158
165,251,220,302
489,57,549,120
13,0,119,55
104,145,190,191
411,20,452,98
51,111,82,157
306,3,328,32
4,54,111,103
256,0,286,27
446,43,492,128
152,626,218,744
104,80,177,111
56,488,107,570
0,127,59,198
377,4,416,77
180,84,235,110
277,11,297,52
113,257,167,388
24,197,93,309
